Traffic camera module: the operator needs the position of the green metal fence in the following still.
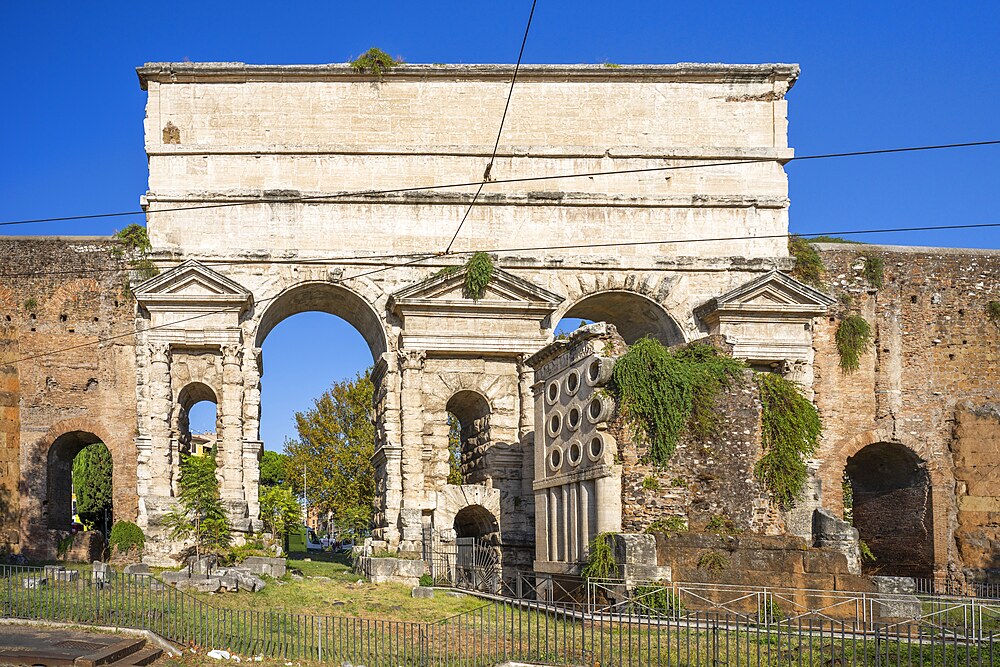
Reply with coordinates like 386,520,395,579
2,564,997,666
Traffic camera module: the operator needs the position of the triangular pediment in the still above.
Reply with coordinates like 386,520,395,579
134,260,252,310
390,266,564,312
695,270,834,321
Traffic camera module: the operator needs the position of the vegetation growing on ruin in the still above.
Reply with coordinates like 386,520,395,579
611,338,745,465
641,475,661,491
112,223,158,296
350,48,401,79
835,315,872,372
646,516,688,536
630,582,685,615
705,514,741,536
582,532,617,580
22,298,37,312
861,252,885,288
860,540,877,563
463,252,495,300
697,550,728,572
109,521,145,556
987,301,1000,323
842,474,854,523
163,447,232,558
806,235,861,244
788,235,825,287
754,372,822,509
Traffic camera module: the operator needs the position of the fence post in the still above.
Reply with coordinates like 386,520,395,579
419,626,427,667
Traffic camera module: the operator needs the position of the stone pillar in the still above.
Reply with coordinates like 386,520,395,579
220,343,249,530
398,349,426,550
372,353,402,546
147,342,174,499
242,347,263,528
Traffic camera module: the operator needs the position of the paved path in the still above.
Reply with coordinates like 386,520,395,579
0,625,143,666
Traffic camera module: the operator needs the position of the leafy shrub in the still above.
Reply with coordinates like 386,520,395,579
860,540,877,563
758,599,784,624
612,339,745,464
463,252,495,300
705,514,741,536
646,516,687,536
582,532,617,580
225,539,272,565
697,550,728,572
754,372,822,509
109,521,145,555
641,476,661,491
861,253,885,288
419,574,434,587
835,315,872,372
788,235,825,287
350,48,401,79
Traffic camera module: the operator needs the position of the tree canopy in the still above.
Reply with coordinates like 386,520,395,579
260,450,290,488
72,443,113,532
284,369,375,535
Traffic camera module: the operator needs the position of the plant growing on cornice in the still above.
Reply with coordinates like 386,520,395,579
754,372,821,509
350,48,401,80
463,252,495,300
788,235,825,288
835,315,872,372
582,532,617,580
860,253,885,289
611,339,745,465
112,224,159,296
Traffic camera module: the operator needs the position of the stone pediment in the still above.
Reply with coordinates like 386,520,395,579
389,266,563,316
134,260,253,312
695,270,834,324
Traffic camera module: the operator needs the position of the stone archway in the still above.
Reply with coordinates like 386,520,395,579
845,442,934,577
558,290,685,345
46,431,107,531
446,390,492,486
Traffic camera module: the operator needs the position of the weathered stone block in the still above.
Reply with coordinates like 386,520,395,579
411,586,435,599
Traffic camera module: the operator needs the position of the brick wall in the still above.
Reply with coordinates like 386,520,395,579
0,237,137,557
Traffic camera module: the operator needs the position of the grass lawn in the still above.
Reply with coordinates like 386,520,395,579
183,551,485,622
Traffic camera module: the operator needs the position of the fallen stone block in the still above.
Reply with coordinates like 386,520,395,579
124,562,151,575
23,576,47,589
411,586,434,599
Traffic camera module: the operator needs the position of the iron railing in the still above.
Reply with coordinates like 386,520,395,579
3,563,999,666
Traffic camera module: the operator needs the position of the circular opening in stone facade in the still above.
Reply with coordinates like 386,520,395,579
565,370,581,395
588,397,606,423
547,412,562,437
587,359,602,384
549,447,563,471
567,407,581,430
588,435,604,461
546,381,560,405
568,441,582,466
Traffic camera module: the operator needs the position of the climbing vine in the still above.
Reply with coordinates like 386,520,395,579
861,253,885,289
581,532,617,580
463,252,494,300
611,339,745,465
112,223,158,296
835,315,872,372
350,48,401,79
754,372,822,509
788,235,825,288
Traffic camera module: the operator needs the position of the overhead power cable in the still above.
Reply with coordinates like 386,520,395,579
5,217,1000,365
444,0,539,254
2,139,995,229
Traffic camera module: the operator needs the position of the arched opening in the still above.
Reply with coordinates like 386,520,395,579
446,391,492,486
454,504,500,543
845,442,933,577
176,382,219,456
557,291,684,346
255,282,384,539
47,431,110,532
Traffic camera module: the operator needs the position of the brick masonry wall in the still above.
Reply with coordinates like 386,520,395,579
0,237,138,556
811,244,1000,582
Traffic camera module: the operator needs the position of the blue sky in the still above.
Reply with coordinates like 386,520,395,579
2,2,998,448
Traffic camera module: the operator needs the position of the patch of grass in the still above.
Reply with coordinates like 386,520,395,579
861,253,885,288
705,514,741,536
350,47,401,79
835,315,872,372
641,475,661,491
807,235,861,244
646,516,687,536
602,62,622,69
23,298,38,312
788,235,825,287
670,477,687,488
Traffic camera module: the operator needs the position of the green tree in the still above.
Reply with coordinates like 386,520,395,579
72,443,113,533
260,450,290,488
259,486,301,540
163,448,231,558
284,370,375,535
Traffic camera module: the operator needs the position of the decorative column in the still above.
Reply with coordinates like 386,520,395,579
242,347,263,527
147,342,174,500
372,353,402,546
398,349,426,550
220,343,248,530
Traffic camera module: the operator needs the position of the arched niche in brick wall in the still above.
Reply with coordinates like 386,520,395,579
845,441,934,578
45,431,109,531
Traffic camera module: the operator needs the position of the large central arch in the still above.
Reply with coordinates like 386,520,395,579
560,290,685,346
253,281,388,358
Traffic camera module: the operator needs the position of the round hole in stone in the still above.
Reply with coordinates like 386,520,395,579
546,381,560,404
588,397,605,422
547,412,562,437
588,359,602,383
589,436,603,460
567,407,581,430
565,370,580,395
550,448,563,470
568,442,582,466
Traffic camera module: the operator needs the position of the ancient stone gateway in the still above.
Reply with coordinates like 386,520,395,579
131,61,811,565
